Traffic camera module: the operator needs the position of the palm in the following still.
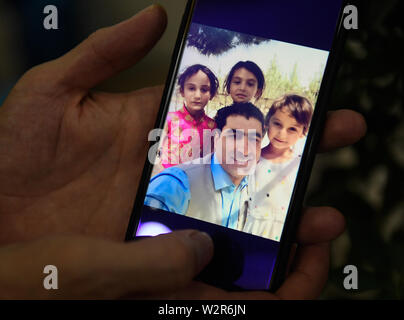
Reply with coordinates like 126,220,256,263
0,82,161,243
0,6,168,244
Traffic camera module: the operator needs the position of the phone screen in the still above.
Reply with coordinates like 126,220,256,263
128,0,345,290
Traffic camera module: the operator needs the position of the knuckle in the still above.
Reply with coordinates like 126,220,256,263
86,28,116,70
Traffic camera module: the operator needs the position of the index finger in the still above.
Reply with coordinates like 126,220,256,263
24,5,167,94
275,242,330,299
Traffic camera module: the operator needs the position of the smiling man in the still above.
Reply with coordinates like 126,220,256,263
144,102,264,231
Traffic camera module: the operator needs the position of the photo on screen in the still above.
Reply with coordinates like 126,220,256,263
140,22,329,242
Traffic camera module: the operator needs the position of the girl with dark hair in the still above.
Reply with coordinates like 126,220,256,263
158,64,219,170
224,60,265,104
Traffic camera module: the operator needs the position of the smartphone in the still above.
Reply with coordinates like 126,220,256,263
126,0,348,291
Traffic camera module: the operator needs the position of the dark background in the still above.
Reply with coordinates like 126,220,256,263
192,0,343,51
0,0,402,299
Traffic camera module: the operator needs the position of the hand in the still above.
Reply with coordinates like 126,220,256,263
159,207,348,299
0,231,213,299
0,5,167,243
0,4,367,299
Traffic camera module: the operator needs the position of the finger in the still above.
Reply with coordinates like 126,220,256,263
285,243,298,276
113,230,214,297
318,109,367,152
47,5,167,91
276,242,330,300
169,243,326,300
296,207,346,245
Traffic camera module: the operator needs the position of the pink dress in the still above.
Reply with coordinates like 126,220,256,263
160,105,216,168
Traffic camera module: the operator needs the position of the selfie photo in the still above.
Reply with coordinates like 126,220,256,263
143,22,329,242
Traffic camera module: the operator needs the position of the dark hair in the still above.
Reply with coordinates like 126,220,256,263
265,94,314,135
178,64,219,98
214,102,265,132
223,61,266,99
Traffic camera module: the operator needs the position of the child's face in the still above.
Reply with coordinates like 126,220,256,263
181,70,212,115
229,68,261,103
267,108,305,150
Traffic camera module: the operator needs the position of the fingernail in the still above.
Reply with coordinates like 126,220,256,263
181,230,214,271
143,3,165,13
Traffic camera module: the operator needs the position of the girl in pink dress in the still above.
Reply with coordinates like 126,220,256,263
158,64,219,169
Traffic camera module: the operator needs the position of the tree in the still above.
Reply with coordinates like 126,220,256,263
288,62,301,92
264,55,284,99
186,23,269,56
306,70,322,104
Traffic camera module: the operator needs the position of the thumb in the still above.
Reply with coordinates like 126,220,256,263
115,230,214,297
37,4,167,92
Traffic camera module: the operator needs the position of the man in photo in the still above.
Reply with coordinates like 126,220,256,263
144,102,264,231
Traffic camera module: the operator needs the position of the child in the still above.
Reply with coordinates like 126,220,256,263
224,61,265,104
243,94,314,241
157,64,219,170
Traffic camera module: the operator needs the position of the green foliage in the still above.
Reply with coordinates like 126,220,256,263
264,58,321,102
184,24,323,115
263,55,284,99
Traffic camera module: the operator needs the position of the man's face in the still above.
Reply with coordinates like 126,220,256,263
215,115,263,184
